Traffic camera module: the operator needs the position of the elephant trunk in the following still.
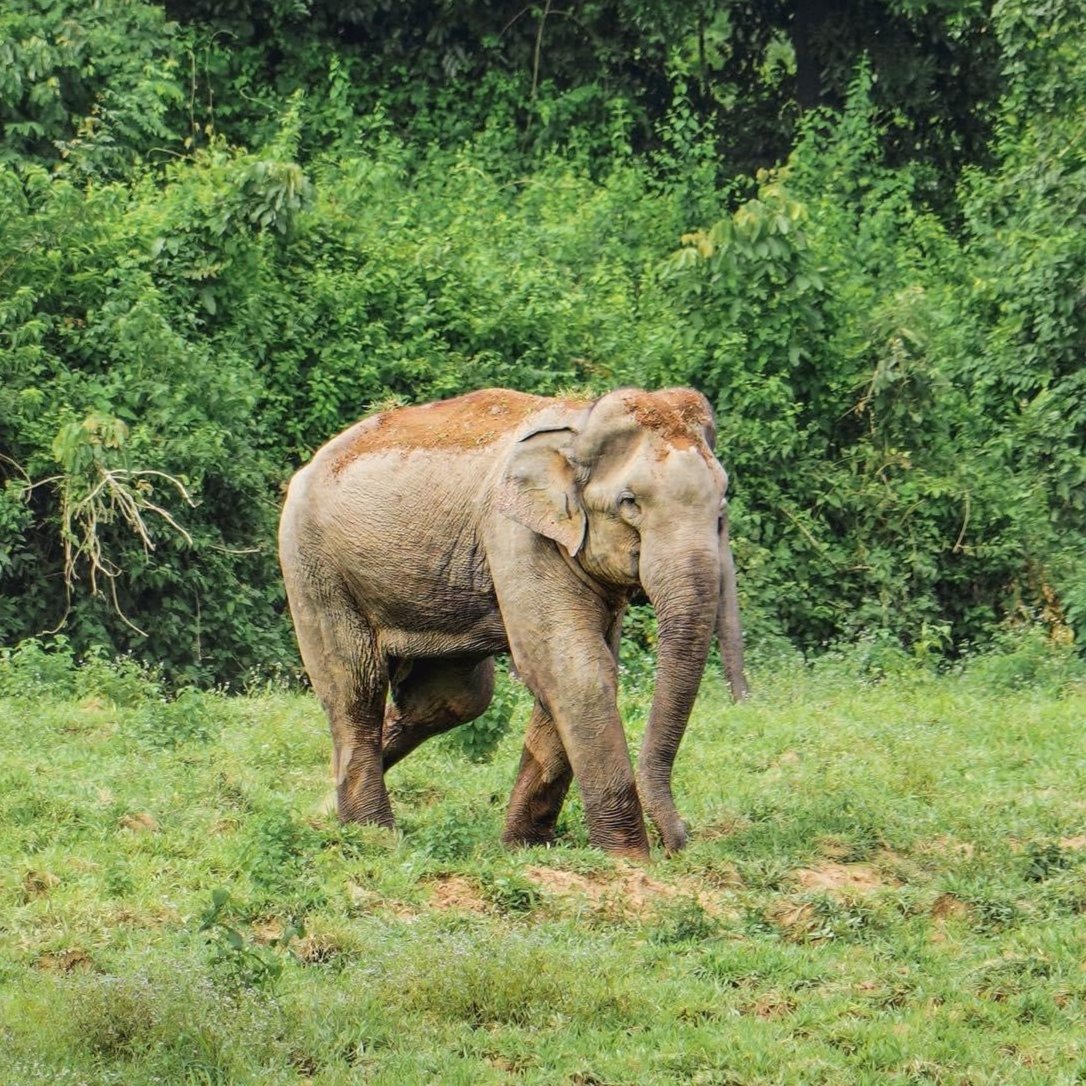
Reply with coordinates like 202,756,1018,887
717,503,749,702
636,543,719,853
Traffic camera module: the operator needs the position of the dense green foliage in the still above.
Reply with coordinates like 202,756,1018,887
1,0,1084,680
3,645,1086,1082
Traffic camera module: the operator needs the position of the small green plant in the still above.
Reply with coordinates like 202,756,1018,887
802,895,873,943
482,872,541,914
415,807,487,863
127,687,218,748
74,647,161,706
0,638,79,699
1023,841,1070,883
67,973,157,1059
0,637,161,705
198,888,303,992
241,804,326,907
649,898,718,945
968,895,1023,934
963,626,1086,695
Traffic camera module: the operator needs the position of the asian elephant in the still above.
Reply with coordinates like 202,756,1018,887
278,387,748,859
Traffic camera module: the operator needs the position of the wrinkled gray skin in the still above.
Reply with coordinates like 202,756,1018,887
279,387,748,858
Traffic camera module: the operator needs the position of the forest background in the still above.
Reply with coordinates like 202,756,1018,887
1,0,1084,685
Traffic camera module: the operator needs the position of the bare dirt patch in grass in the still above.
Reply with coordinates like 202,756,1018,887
915,835,976,861
119,811,159,833
742,993,796,1019
35,949,93,973
346,882,417,919
792,862,895,897
931,892,971,921
294,933,342,965
697,814,754,840
22,870,60,899
425,874,491,913
525,861,735,919
766,900,817,938
252,919,285,944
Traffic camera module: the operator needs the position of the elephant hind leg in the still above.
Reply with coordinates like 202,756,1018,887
501,700,573,848
382,656,495,771
283,571,393,826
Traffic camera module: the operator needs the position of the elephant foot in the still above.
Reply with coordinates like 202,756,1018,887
503,750,572,848
500,826,558,850
582,779,651,859
336,764,395,828
336,795,395,829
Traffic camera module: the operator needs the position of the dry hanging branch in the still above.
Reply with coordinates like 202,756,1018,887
53,466,196,635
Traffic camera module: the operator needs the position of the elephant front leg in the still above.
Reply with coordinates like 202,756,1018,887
502,701,573,848
511,640,649,859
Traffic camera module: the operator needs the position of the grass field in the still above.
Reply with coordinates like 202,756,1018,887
2,637,1086,1085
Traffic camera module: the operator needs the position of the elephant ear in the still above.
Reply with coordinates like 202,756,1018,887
495,423,587,557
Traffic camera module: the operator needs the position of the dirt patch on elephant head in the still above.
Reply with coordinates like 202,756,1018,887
617,389,715,460
332,389,581,473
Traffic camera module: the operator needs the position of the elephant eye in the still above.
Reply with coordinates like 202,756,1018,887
618,491,639,512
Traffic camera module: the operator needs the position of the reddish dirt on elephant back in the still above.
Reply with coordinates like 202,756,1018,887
331,389,586,474
330,387,714,474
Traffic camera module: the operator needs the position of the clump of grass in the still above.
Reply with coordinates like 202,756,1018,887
648,897,719,945
126,686,221,748
373,928,634,1029
410,803,493,863
5,962,244,1084
480,870,541,914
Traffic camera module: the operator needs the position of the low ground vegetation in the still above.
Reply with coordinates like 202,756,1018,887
2,636,1085,1084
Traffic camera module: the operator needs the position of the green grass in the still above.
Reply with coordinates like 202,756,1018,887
2,639,1086,1084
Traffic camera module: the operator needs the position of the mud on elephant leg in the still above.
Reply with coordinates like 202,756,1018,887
501,700,573,847
381,656,495,771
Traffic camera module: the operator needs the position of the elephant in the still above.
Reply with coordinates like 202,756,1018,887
278,386,748,858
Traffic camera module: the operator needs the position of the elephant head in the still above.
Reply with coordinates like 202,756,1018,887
497,387,747,850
